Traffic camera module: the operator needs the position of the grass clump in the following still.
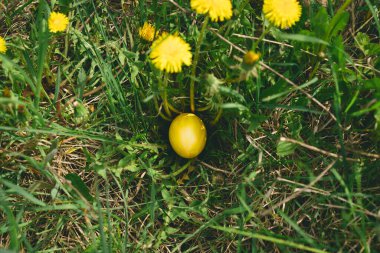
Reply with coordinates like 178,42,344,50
1,0,380,252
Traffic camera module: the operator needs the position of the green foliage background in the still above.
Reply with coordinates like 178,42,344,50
0,0,379,252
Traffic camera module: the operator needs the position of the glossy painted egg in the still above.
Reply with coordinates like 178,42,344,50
169,113,207,158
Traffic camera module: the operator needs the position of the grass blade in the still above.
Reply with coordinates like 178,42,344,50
34,0,50,106
210,225,328,253
0,179,46,207
0,190,19,251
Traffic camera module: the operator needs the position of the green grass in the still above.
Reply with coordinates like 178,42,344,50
1,0,380,252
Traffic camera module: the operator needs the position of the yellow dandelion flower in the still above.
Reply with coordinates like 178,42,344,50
139,22,156,42
191,0,233,22
243,51,260,65
152,32,169,46
263,0,302,29
48,12,69,33
150,34,192,73
0,36,7,54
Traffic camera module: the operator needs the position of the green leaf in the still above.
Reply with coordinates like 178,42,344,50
355,32,370,53
355,32,380,56
165,227,179,234
0,179,46,207
363,0,380,37
43,140,59,168
0,54,36,93
261,81,289,102
363,78,380,89
328,11,349,39
117,157,139,173
367,43,380,56
329,36,346,68
161,188,172,204
206,73,224,96
247,114,268,131
35,0,50,106
287,113,303,138
77,68,87,99
0,194,19,251
311,8,329,39
65,173,94,202
73,101,90,125
275,32,329,45
277,140,297,157
262,78,318,102
220,103,248,111
352,101,380,116
361,78,380,101
375,108,380,134
34,204,81,212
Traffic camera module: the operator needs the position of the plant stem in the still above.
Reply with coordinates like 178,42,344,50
168,103,181,114
197,104,212,112
252,23,272,51
161,72,172,117
211,107,223,126
160,160,192,179
153,95,171,121
190,16,209,113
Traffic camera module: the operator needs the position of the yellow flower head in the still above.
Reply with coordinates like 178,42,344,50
150,34,192,73
139,22,156,42
243,51,260,65
0,36,7,54
48,12,69,33
191,0,233,22
263,0,302,29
